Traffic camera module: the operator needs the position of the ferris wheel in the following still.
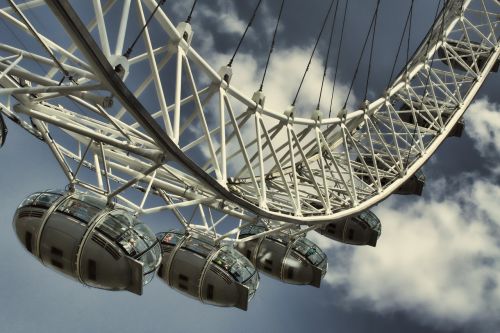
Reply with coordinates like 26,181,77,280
0,0,498,310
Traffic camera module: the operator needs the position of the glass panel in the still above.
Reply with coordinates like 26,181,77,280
138,242,161,275
19,193,41,208
107,210,134,227
245,272,259,301
291,237,311,256
33,193,62,209
415,169,426,181
359,211,381,234
118,229,148,257
239,224,267,238
57,198,101,224
213,248,235,273
143,270,156,285
97,215,129,240
133,236,150,254
292,238,327,266
134,223,158,247
213,246,257,284
184,238,213,258
72,192,107,210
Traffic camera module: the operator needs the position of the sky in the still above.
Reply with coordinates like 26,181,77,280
0,1,499,332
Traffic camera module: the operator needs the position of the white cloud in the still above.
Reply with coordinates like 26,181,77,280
312,174,500,327
465,98,500,157
491,165,500,176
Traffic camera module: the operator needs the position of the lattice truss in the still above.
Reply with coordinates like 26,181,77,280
0,0,498,241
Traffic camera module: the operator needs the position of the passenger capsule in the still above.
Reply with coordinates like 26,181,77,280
399,101,464,138
356,155,425,196
13,190,161,295
156,231,259,311
315,210,381,247
235,225,327,288
0,112,7,147
438,39,499,73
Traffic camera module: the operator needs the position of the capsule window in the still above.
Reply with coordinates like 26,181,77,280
287,266,294,279
178,274,189,291
88,260,97,281
207,284,214,300
348,229,354,240
98,215,128,240
57,198,101,224
184,239,213,258
19,193,41,208
33,193,61,209
50,247,64,268
246,249,252,259
51,247,63,257
25,232,33,253
264,259,273,272
51,260,63,269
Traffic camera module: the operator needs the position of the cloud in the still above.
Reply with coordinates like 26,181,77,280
465,98,500,157
310,176,500,327
309,168,500,329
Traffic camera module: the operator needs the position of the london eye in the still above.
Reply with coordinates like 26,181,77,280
0,0,498,310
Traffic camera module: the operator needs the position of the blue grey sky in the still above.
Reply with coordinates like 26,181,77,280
1,1,499,332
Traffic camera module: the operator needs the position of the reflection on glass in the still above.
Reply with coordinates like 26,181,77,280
57,198,101,224
118,229,148,257
139,243,161,275
239,224,267,238
214,246,257,285
184,238,213,258
19,193,41,208
98,215,128,240
292,237,327,266
34,193,62,208
358,210,381,234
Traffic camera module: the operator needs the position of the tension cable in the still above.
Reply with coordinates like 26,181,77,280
228,0,263,67
124,0,167,59
259,0,286,92
292,0,336,107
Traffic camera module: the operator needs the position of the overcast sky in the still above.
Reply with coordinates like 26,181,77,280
0,1,499,332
